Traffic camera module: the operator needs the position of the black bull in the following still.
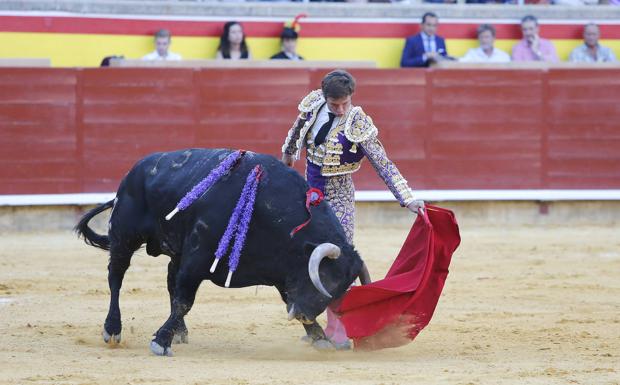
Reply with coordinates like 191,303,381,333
75,148,363,356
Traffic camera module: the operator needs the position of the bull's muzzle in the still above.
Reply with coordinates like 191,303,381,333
308,243,341,299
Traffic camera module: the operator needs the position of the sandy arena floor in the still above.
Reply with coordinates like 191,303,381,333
0,222,619,385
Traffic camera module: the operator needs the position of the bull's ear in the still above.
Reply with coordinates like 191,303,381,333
303,242,319,258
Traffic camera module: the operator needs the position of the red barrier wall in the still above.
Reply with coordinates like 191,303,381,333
1,68,619,195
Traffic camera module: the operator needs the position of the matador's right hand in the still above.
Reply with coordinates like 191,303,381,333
281,153,295,167
407,200,425,215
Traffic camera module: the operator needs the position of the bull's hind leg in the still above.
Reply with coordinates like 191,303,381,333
150,263,202,356
165,257,189,344
102,194,148,344
103,244,138,344
103,232,142,343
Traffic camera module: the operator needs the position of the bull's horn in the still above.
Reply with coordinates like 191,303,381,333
287,303,296,321
308,243,341,299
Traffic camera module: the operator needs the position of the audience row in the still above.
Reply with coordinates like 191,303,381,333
130,19,302,65
103,15,616,66
401,13,616,65
202,0,620,4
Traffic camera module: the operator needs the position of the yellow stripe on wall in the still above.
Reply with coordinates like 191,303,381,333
2,32,619,68
296,38,406,68
2,32,221,67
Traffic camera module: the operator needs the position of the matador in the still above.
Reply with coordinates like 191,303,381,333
281,70,424,350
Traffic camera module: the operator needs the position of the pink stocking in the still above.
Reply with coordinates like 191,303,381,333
324,307,348,344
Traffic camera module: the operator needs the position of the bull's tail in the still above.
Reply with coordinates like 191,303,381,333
74,199,114,251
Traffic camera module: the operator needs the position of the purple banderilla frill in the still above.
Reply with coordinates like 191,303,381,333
165,150,244,220
211,165,263,287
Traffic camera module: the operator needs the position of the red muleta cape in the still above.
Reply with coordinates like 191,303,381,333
336,205,461,350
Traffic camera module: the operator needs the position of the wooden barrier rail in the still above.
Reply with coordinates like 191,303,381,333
435,61,620,69
110,59,377,68
0,67,619,195
0,58,51,67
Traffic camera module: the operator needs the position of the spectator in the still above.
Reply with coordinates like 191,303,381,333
466,0,513,3
512,15,558,62
100,55,124,67
142,29,182,61
553,0,598,4
271,15,305,60
569,23,617,63
401,12,450,68
460,24,511,63
216,21,251,60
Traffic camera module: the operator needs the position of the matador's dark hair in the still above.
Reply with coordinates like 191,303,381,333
321,69,356,99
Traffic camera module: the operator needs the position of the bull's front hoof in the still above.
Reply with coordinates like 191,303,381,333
102,328,121,344
172,330,188,344
300,335,312,344
312,339,335,351
150,340,173,356
332,340,352,351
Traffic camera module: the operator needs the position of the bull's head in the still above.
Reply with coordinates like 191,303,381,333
285,242,362,324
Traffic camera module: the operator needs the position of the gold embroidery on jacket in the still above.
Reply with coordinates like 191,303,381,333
344,106,378,143
298,89,324,113
321,162,362,176
282,90,326,159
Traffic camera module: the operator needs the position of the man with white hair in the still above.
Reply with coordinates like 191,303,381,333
569,23,617,63
460,24,510,63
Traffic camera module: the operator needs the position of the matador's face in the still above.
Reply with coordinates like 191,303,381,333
326,95,352,117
